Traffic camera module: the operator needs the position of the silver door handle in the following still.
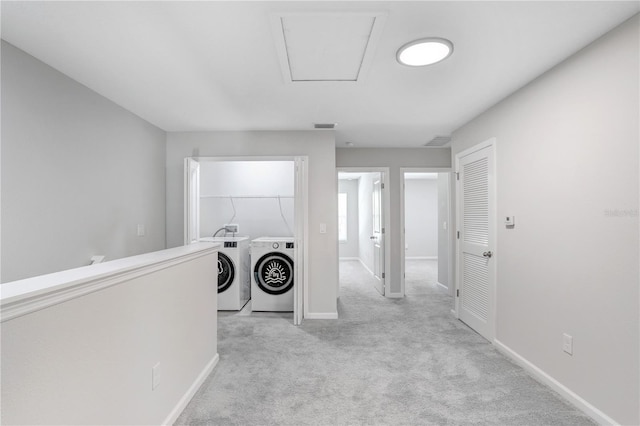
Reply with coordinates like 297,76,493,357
483,251,493,258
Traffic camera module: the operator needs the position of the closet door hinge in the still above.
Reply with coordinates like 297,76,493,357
456,172,460,180
381,183,385,189
382,272,385,279
456,289,459,297
457,231,460,239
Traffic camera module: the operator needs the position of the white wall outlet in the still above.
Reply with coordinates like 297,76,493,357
152,362,161,390
224,223,239,233
137,224,145,237
319,223,327,234
562,333,573,355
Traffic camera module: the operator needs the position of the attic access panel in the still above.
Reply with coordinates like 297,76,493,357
272,12,387,83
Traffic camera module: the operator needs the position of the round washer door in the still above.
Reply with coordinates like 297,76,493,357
217,252,236,293
254,252,293,295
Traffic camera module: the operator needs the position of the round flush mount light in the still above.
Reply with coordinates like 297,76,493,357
396,38,453,67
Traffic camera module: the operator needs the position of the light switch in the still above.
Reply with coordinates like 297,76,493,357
319,223,327,234
505,216,515,227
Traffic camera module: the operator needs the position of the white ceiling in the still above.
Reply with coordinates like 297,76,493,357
2,1,638,147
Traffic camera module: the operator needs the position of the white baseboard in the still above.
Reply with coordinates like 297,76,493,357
406,256,438,260
386,293,403,299
163,353,219,425
493,340,617,426
305,312,338,320
358,259,375,276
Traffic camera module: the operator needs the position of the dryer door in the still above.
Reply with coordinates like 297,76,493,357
217,252,236,293
254,252,294,295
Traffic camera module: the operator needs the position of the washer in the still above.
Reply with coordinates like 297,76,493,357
200,237,250,311
251,237,295,312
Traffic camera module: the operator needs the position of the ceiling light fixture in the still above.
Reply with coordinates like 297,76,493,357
396,38,453,67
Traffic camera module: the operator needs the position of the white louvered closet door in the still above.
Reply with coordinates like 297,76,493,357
457,143,495,341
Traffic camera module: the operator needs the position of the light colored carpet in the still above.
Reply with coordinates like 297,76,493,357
175,259,595,425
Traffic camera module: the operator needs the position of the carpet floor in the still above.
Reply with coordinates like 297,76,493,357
175,259,595,425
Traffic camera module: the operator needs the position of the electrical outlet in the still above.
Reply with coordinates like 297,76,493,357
562,333,573,355
224,223,239,233
137,224,145,237
152,362,161,390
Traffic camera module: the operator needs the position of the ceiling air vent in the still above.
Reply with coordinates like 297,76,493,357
424,136,451,147
314,123,336,129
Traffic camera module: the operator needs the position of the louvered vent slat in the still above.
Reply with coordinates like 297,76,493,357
462,253,489,320
463,157,488,245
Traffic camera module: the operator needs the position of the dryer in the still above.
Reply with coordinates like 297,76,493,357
251,237,295,312
200,236,250,311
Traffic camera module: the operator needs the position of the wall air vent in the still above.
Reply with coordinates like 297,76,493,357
424,136,451,147
314,123,336,129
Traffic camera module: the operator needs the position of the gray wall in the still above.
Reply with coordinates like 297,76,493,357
166,131,338,317
404,178,438,258
451,15,638,424
336,148,451,295
1,41,166,283
338,179,359,258
199,161,294,240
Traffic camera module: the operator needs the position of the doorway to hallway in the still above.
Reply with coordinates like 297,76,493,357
400,170,454,299
337,169,390,297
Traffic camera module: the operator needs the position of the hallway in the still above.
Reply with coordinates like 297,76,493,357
176,260,594,425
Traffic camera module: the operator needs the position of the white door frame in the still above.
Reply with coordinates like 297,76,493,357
399,167,454,297
336,167,391,297
453,138,497,341
184,156,309,325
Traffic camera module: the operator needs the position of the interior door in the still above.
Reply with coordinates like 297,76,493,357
456,143,495,341
372,176,385,295
184,158,200,245
293,157,307,325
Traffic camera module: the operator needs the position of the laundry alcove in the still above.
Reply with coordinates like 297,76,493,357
184,157,308,325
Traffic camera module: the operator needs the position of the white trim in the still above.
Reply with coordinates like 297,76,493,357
406,256,438,260
494,340,617,426
358,258,375,276
162,353,219,426
385,293,403,299
1,244,220,322
305,312,339,320
437,282,448,290
339,257,360,260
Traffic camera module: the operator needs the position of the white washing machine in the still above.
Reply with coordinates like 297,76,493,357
200,237,250,311
251,237,295,312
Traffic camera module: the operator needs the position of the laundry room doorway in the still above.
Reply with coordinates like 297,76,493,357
184,156,308,325
400,168,454,300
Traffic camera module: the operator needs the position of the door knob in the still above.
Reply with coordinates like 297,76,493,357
482,251,493,258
